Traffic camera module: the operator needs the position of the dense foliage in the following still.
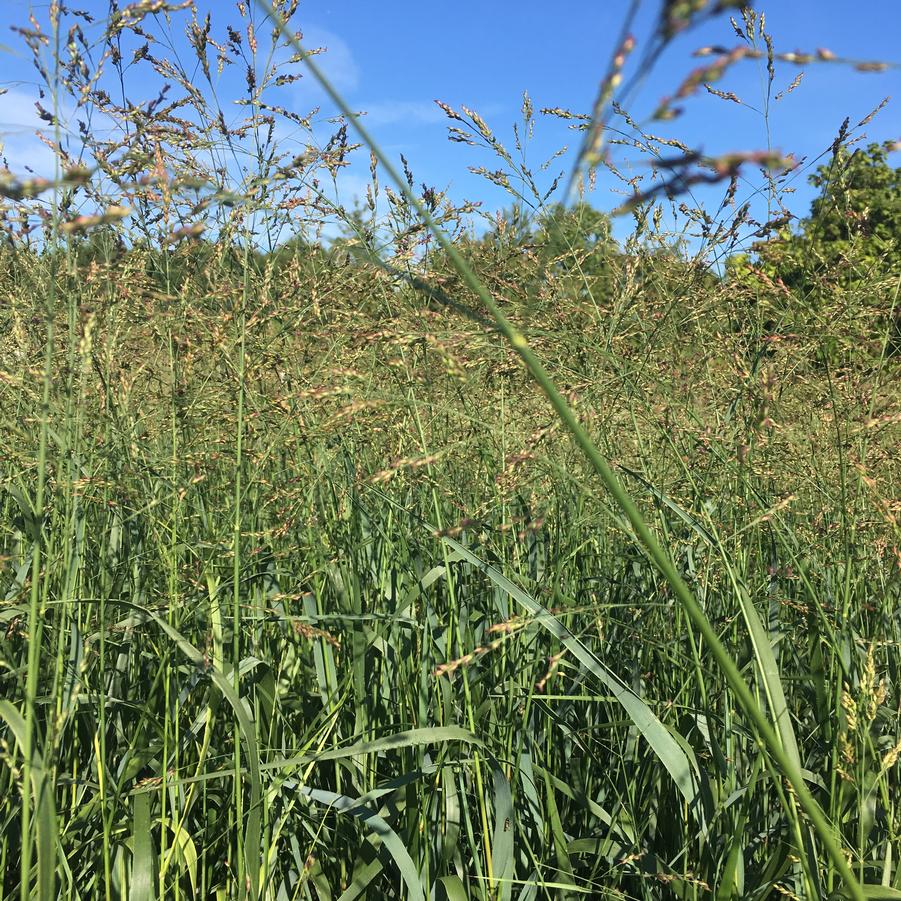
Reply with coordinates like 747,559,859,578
726,142,900,362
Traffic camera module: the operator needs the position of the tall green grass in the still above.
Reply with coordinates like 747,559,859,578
1,1,899,898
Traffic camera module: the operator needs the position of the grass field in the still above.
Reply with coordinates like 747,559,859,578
1,2,899,899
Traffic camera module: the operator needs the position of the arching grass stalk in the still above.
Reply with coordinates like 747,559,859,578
253,2,865,897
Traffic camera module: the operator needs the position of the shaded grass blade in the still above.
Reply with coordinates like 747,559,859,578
296,785,426,901
116,602,262,901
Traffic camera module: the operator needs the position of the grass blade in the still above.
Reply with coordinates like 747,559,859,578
116,603,262,901
0,701,57,900
129,792,154,901
298,785,426,901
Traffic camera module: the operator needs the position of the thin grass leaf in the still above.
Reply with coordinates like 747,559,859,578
541,767,579,899
262,725,483,771
735,585,802,767
251,7,867,894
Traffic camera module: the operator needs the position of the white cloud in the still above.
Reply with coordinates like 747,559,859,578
0,85,133,178
355,100,445,128
0,87,49,129
0,88,62,175
328,170,370,208
279,25,360,111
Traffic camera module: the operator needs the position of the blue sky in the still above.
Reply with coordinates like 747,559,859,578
1,1,898,249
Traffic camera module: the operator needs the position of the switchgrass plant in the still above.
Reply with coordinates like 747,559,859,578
1,1,899,899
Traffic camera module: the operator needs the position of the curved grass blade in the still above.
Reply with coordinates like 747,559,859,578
261,725,483,772
296,785,426,901
336,834,384,901
620,467,803,766
161,817,199,897
735,585,801,767
128,729,483,796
